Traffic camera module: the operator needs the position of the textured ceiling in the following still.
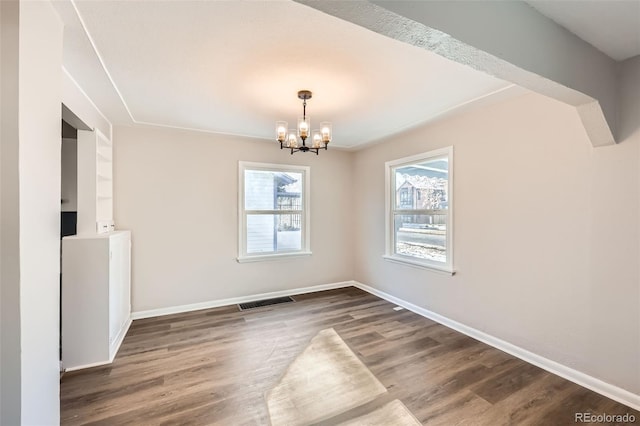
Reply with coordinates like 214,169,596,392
526,0,640,61
54,0,517,149
54,1,639,148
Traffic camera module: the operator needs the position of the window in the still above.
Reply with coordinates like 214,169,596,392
238,162,310,262
384,147,453,273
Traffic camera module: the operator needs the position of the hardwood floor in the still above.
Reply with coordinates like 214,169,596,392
60,287,638,425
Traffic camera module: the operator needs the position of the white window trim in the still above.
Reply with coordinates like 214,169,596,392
237,161,311,263
384,147,455,274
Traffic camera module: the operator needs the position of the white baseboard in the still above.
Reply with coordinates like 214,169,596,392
64,359,112,372
131,281,353,320
109,317,132,362
351,280,640,411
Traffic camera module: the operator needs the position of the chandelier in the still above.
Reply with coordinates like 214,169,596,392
276,90,332,155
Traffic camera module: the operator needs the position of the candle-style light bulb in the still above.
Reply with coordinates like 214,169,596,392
320,122,332,144
276,121,288,142
287,130,298,148
298,117,310,139
312,130,322,148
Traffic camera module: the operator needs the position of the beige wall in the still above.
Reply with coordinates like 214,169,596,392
62,70,112,140
18,1,63,423
0,1,63,424
618,55,640,396
113,126,355,313
61,138,78,212
1,1,21,422
352,90,640,395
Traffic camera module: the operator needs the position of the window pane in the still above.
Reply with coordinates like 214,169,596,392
277,214,302,251
245,170,302,211
394,214,446,262
394,157,448,210
247,214,302,253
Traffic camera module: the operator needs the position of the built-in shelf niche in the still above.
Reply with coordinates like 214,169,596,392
77,129,114,234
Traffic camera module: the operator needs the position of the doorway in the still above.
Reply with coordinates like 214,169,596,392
59,104,90,368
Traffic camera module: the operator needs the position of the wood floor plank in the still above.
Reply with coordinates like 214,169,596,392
61,287,639,425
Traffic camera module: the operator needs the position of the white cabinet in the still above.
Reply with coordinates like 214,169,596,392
62,231,131,370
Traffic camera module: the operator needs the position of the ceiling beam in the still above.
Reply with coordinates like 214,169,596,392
296,0,617,147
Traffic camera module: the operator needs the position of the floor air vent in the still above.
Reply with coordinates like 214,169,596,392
238,296,295,311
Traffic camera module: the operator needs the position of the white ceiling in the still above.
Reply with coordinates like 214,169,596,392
54,0,516,149
54,1,638,149
526,0,640,61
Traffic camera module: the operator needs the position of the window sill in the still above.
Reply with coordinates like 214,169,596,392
237,251,312,263
382,255,455,275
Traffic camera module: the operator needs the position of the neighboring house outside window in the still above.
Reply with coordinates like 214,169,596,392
238,162,311,262
384,147,454,273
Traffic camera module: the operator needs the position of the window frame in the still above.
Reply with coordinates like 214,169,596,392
237,161,311,263
384,147,454,274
